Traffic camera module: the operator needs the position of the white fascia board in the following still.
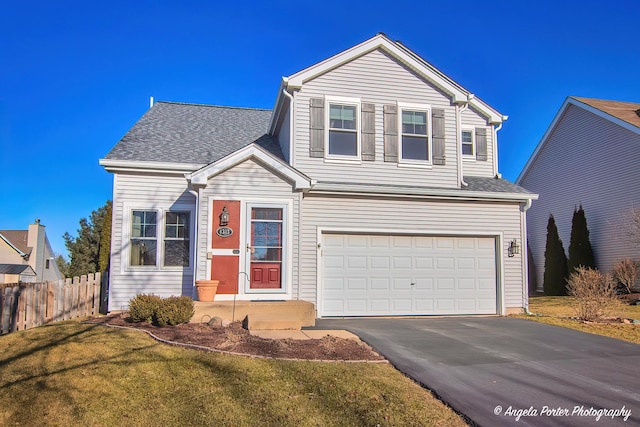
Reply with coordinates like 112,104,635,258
309,182,538,202
99,158,204,174
188,144,311,190
267,78,288,135
286,35,468,104
469,98,504,124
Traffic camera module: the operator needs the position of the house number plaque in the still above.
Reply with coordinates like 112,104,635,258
216,227,233,238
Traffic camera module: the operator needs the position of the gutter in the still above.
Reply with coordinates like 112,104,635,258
188,184,200,298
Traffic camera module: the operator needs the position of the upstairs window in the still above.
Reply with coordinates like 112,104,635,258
462,129,475,157
328,103,358,157
401,109,429,161
131,211,157,266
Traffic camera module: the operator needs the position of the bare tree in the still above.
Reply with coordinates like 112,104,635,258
613,259,639,294
624,207,640,247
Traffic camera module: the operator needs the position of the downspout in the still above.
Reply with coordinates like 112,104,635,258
281,88,295,167
456,95,473,187
493,120,504,178
188,184,200,298
520,198,533,315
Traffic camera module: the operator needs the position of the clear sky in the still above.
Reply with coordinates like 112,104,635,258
1,0,639,257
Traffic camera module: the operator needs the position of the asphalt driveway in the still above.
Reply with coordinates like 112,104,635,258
311,317,640,426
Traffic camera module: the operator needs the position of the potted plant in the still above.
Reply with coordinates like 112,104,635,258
195,280,219,302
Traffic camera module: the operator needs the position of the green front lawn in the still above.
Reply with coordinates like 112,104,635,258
0,321,466,427
517,296,640,344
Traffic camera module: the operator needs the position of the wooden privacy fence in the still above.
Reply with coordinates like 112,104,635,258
0,273,102,335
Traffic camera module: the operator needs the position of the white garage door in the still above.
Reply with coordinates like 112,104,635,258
321,234,497,316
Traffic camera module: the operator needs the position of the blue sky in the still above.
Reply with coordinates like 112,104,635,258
1,0,639,256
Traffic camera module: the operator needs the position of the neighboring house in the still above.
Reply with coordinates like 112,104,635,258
0,220,63,284
517,97,640,292
100,33,537,316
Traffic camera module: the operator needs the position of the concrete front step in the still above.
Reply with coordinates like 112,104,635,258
192,300,316,330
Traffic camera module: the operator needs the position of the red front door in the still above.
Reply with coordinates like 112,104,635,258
249,207,283,289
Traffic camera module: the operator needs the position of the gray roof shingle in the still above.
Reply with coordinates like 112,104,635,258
463,176,533,194
104,101,283,164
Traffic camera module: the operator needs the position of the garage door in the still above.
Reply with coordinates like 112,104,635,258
321,234,497,316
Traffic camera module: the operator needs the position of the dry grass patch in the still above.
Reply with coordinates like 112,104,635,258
517,296,640,344
0,320,466,427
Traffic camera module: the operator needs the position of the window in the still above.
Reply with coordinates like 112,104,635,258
401,109,429,161
328,103,358,156
131,211,157,266
164,212,190,267
462,129,474,156
45,259,50,269
129,209,191,268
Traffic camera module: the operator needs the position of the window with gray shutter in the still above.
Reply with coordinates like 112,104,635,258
361,103,375,161
432,108,446,165
309,98,324,158
475,127,487,161
383,104,398,162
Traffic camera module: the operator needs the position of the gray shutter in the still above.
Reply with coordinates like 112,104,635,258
309,98,324,158
432,108,446,165
383,104,398,162
476,127,488,161
361,103,376,161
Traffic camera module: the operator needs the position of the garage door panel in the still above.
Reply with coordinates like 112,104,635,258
322,234,497,316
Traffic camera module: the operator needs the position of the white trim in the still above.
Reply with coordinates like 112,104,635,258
188,144,311,190
397,102,432,165
325,96,361,161
315,226,505,317
245,201,292,295
120,202,196,274
203,195,294,301
99,158,203,174
309,182,538,202
517,97,640,184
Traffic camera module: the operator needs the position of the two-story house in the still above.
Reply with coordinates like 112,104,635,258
0,220,63,284
100,34,537,316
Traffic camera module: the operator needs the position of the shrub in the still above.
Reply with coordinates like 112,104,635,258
612,259,639,294
543,214,568,295
152,296,195,326
128,294,162,323
567,267,621,321
568,205,595,275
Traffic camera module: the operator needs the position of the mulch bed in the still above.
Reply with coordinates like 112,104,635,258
85,313,385,362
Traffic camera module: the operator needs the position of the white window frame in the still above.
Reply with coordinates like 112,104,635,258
398,102,432,165
325,96,361,161
123,204,194,272
461,127,476,160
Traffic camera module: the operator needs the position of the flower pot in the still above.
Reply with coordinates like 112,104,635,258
195,280,219,302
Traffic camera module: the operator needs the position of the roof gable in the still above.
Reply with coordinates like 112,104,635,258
517,96,640,183
188,143,311,190
268,33,503,133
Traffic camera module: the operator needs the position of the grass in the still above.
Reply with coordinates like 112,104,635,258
0,321,466,427
516,296,640,344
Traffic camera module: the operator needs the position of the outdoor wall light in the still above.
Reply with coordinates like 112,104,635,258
219,206,230,226
507,239,520,258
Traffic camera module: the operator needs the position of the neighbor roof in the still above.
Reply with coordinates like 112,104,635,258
0,264,36,276
0,230,30,256
103,101,283,165
572,97,640,129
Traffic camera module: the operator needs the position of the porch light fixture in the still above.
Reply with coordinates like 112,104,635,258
219,206,230,226
507,239,520,258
